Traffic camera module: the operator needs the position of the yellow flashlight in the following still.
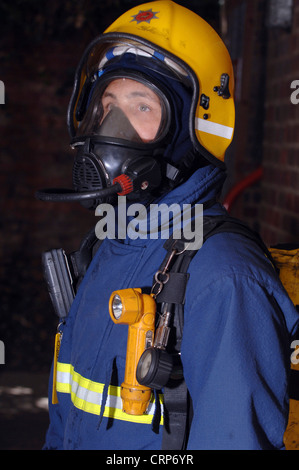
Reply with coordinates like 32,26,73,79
109,288,156,415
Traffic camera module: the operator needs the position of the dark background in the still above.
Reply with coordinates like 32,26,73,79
0,0,299,449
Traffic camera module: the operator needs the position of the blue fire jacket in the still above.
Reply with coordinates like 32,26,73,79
44,164,299,450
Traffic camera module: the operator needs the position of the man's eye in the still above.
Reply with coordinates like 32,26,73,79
139,104,150,112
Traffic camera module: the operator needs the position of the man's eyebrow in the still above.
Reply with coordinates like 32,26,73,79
102,90,158,101
102,91,117,99
129,91,156,100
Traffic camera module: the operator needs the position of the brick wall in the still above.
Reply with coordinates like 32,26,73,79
222,0,268,231
224,0,299,246
260,1,299,244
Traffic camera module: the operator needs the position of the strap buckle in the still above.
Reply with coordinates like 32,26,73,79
151,249,177,298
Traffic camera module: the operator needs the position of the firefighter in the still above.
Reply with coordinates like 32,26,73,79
42,1,299,449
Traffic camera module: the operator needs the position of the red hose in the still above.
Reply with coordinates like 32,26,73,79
222,166,263,212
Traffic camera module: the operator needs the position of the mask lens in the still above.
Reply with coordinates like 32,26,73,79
77,77,169,143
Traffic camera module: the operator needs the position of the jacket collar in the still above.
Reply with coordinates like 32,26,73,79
158,164,226,207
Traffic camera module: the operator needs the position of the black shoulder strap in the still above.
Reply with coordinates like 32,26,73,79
154,246,196,450
202,215,274,260
68,227,102,291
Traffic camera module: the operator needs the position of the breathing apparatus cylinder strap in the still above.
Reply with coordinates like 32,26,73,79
162,379,191,450
155,238,198,451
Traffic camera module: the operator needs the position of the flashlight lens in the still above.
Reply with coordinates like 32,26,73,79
136,347,173,389
112,294,123,320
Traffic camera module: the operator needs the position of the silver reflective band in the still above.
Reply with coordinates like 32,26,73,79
195,117,234,140
56,362,163,424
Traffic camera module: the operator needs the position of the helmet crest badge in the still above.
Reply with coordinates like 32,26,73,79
131,9,159,24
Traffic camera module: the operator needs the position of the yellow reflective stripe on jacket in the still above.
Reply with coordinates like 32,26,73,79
56,362,163,425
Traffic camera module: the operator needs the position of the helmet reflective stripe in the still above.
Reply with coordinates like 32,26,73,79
56,362,164,424
195,117,234,140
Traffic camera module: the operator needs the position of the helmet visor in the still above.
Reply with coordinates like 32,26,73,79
76,76,170,144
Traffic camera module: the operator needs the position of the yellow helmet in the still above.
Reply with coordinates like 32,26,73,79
68,0,235,167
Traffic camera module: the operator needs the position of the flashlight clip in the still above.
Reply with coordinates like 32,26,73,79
151,248,177,298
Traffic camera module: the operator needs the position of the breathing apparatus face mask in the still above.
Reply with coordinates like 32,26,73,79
35,43,195,208
71,73,171,209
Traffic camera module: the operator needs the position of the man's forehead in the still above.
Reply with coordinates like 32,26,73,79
102,79,161,100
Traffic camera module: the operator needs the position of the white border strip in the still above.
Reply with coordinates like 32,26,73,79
195,117,233,140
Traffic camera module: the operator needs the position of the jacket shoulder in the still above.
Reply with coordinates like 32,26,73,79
189,230,278,289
